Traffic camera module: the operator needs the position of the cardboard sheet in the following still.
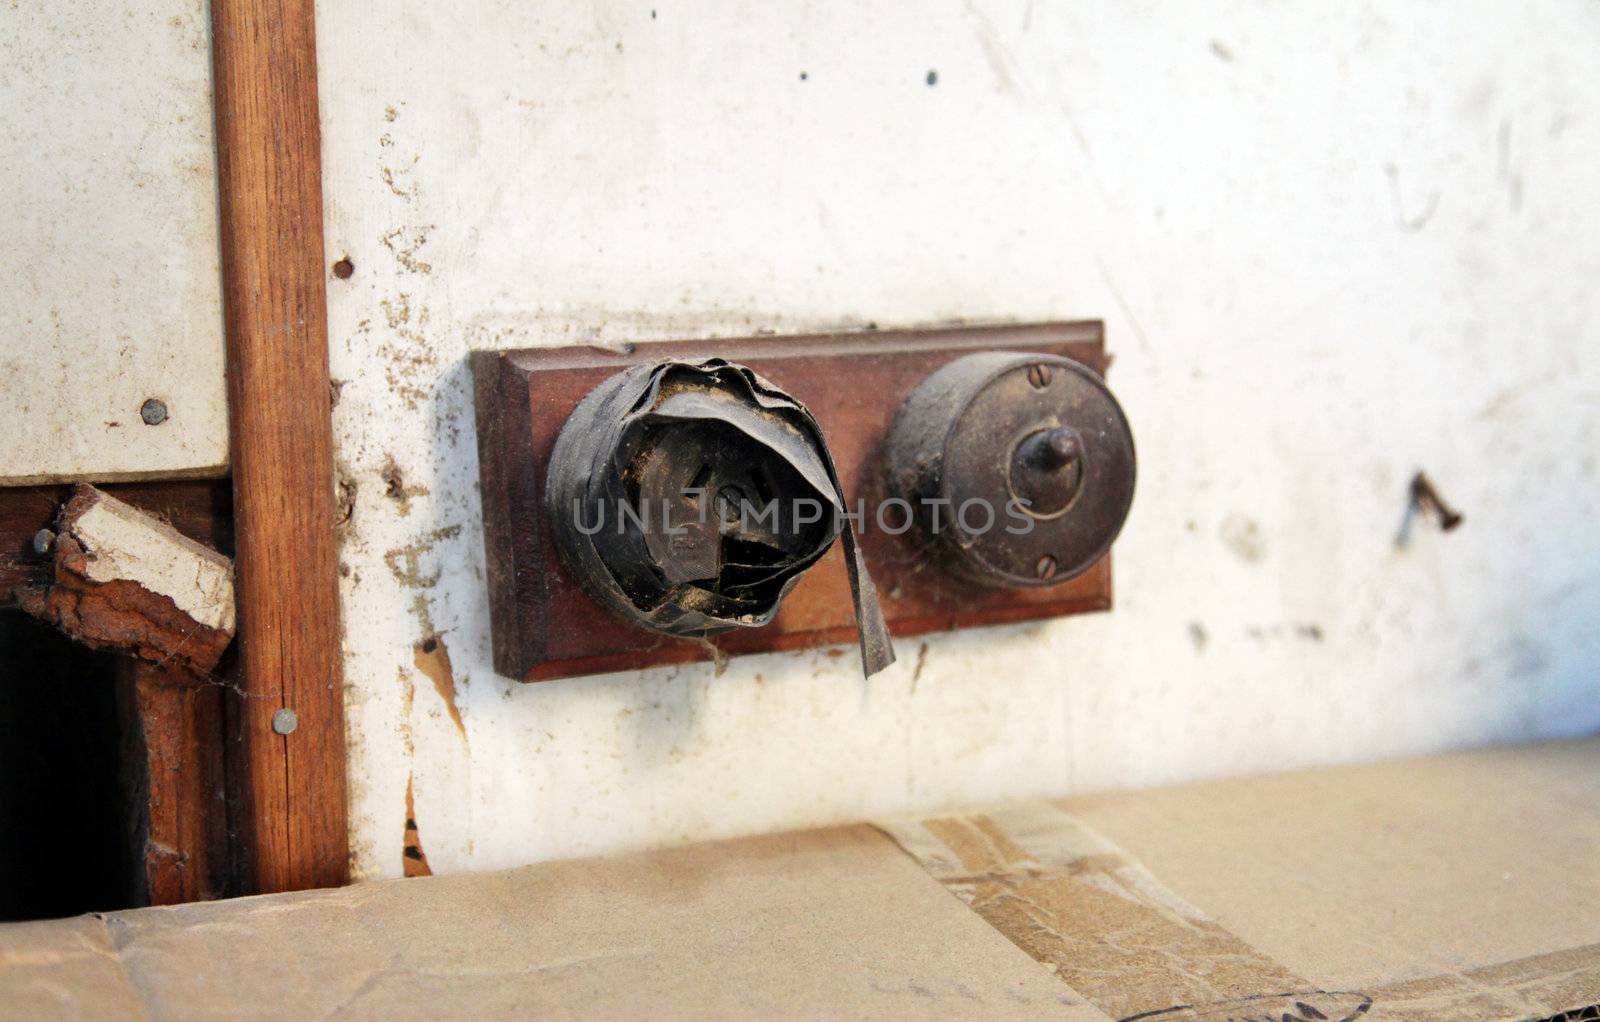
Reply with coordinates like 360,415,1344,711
5,739,1599,1020
1061,739,1600,992
876,803,1312,1020
878,738,1600,1021
0,826,1099,1020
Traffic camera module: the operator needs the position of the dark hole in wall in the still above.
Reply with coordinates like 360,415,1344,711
0,610,136,920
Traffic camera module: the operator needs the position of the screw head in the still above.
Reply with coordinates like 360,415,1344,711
1026,364,1053,389
1035,555,1058,580
140,398,168,425
271,708,299,735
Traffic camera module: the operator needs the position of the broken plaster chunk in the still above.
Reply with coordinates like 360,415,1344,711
15,484,235,674
67,488,234,632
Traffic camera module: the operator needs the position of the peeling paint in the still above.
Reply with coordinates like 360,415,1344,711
413,634,467,744
402,776,432,877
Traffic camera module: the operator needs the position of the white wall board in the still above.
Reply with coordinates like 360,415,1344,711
315,0,1600,879
0,2,227,484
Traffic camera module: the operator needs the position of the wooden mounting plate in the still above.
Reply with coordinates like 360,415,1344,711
472,322,1112,681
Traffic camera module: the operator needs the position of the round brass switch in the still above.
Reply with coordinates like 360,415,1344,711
886,351,1135,588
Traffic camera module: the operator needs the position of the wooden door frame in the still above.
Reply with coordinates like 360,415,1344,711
211,0,348,892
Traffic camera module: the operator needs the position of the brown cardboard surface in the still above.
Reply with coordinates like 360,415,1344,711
877,737,1600,1022
0,915,145,1018
6,739,1600,1020
876,803,1312,1020
0,825,1101,1021
1059,738,1600,992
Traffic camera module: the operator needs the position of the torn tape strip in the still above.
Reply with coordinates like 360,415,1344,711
874,802,1600,1022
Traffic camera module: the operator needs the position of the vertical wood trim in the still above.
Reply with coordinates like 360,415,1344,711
210,0,347,892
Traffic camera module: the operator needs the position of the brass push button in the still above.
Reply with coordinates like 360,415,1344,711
886,351,1135,588
1009,425,1085,518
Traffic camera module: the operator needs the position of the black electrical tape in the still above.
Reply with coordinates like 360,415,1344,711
546,358,896,678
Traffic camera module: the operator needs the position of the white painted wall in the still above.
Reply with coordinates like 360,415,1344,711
315,0,1600,879
1,2,227,484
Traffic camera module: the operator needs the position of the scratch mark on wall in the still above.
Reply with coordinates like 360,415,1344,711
397,664,415,756
1385,163,1440,232
910,641,930,694
1057,102,1107,201
1496,117,1523,212
1091,254,1153,355
964,0,1021,95
1477,368,1559,420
